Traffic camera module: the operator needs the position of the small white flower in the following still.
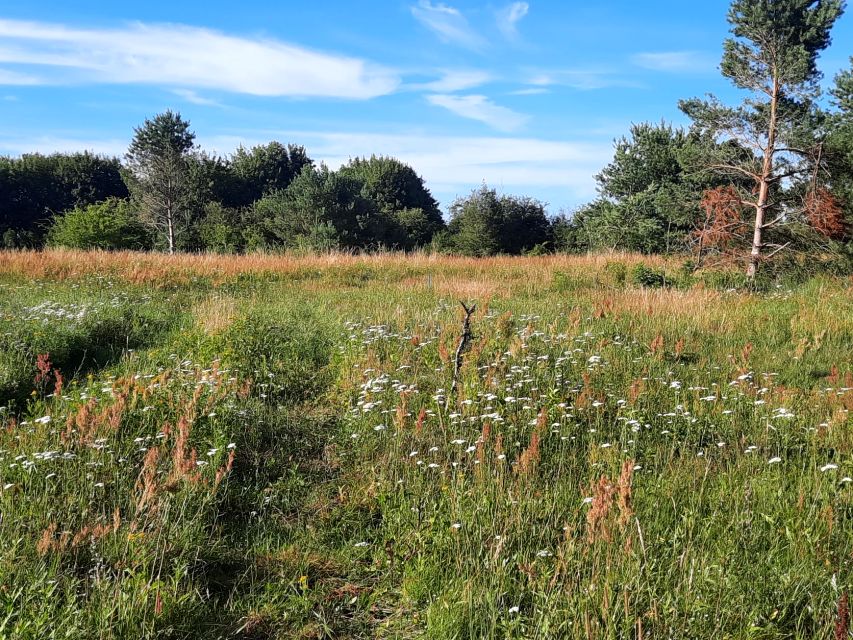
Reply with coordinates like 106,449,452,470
451,522,462,529
35,415,51,424
582,497,594,504
354,541,369,547
508,606,520,614
821,464,839,472
768,457,782,465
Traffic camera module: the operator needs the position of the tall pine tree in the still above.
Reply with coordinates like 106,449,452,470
681,0,845,277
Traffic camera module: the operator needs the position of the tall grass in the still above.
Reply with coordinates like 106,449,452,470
0,251,850,638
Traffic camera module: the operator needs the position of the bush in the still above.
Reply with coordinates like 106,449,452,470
603,261,628,285
47,198,152,250
630,263,668,287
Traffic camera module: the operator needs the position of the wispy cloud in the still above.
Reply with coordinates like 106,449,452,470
510,87,549,96
496,2,529,42
0,19,399,99
427,94,528,131
171,89,223,107
0,68,41,85
410,69,492,93
411,1,486,50
631,51,714,73
0,134,128,157
527,68,642,90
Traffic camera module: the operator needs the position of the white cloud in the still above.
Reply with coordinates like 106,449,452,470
496,2,529,41
411,1,486,50
526,68,641,90
171,89,223,107
297,131,608,204
0,130,611,207
411,70,492,93
0,68,40,85
632,51,713,73
0,135,127,157
510,87,549,96
427,94,528,132
0,19,399,99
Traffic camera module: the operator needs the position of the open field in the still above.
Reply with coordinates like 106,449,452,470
1,250,852,639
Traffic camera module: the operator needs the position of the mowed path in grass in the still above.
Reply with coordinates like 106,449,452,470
0,250,851,639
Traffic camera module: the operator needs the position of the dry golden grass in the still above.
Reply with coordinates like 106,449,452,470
0,249,674,286
193,296,240,335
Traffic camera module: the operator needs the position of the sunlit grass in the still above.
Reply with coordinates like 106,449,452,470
0,251,851,638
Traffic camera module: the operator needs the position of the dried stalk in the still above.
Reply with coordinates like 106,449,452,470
446,301,476,410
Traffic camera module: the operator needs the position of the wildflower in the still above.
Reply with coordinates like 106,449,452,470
509,606,520,614
768,457,782,464
822,464,839,472
354,542,369,547
451,523,462,530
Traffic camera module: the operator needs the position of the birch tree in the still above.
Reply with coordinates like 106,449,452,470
125,111,195,254
680,0,845,278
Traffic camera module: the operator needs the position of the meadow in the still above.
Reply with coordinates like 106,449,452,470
0,249,851,639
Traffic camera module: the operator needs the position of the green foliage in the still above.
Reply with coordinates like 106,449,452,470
193,202,243,254
569,123,730,254
680,0,846,276
339,156,445,248
259,165,392,250
630,262,668,287
230,142,313,206
47,198,152,251
124,111,196,254
446,185,552,256
0,152,128,242
1,258,853,637
219,305,335,403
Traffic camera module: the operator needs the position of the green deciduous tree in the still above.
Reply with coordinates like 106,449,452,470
0,153,128,245
338,156,445,248
230,142,313,206
124,111,196,254
46,198,151,251
680,0,845,278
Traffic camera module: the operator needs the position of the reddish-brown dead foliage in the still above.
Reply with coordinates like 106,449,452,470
837,590,850,640
696,186,750,250
806,188,847,240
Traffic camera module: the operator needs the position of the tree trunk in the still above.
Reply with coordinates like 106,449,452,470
167,212,174,254
747,76,780,280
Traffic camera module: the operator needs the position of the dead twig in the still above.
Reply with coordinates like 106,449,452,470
446,301,476,410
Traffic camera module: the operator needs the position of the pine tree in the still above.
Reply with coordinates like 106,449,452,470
125,111,196,254
680,0,845,277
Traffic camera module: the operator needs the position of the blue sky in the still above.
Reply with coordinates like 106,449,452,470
0,1,851,212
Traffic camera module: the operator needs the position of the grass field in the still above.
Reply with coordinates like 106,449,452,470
1,249,851,639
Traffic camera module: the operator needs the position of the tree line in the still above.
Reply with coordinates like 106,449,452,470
1,0,852,277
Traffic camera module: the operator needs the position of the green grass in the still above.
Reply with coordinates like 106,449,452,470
0,253,851,639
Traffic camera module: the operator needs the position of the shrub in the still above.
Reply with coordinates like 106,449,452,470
630,263,668,287
47,198,152,250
